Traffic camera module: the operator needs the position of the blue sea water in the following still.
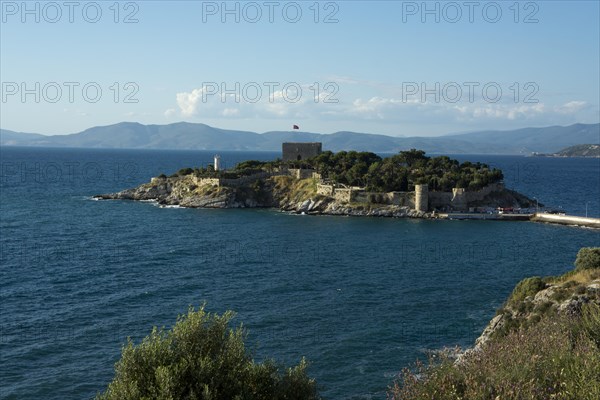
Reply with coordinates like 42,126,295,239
0,147,599,399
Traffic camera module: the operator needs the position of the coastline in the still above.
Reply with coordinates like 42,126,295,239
94,174,600,228
94,174,600,229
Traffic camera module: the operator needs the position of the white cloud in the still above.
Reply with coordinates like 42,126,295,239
222,108,240,117
176,87,208,117
554,101,587,114
168,84,594,131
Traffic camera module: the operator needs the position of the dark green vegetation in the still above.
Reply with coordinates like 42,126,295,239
184,149,503,192
303,149,503,192
390,247,600,400
170,159,280,179
391,304,600,399
575,247,600,271
97,306,319,400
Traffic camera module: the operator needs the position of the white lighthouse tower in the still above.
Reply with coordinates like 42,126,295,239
213,154,221,171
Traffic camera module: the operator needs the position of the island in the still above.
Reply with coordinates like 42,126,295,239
95,144,539,219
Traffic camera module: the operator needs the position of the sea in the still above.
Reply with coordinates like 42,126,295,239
1,146,599,399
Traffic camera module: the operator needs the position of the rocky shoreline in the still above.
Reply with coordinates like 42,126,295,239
94,175,435,219
457,265,600,364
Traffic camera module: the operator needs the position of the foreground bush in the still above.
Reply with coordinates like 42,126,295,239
575,247,600,271
97,306,319,400
390,302,600,400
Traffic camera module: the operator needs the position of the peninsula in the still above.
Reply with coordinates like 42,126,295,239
532,143,600,158
96,145,538,219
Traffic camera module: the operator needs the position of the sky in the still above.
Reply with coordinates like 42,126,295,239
1,0,599,136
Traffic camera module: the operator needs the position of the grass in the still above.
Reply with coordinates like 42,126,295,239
271,176,318,203
390,303,600,400
390,249,600,399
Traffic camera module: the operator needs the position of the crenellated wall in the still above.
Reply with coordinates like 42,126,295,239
316,182,505,212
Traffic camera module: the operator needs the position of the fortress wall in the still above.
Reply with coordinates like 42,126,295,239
428,182,504,211
451,188,467,211
429,192,453,209
333,188,353,203
194,177,222,187
288,168,316,179
464,182,505,203
389,192,415,207
317,184,334,196
193,171,276,188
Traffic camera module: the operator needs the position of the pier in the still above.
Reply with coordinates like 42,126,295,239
439,213,532,221
439,212,600,229
531,213,600,229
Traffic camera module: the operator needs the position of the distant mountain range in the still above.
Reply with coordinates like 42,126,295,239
1,122,599,155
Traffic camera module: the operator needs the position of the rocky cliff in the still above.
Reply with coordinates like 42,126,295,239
459,256,600,362
95,175,433,218
96,174,537,218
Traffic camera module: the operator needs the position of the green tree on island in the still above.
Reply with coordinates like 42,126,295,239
96,306,319,400
175,149,504,193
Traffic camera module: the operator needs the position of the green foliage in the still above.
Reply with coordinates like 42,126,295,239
177,167,194,176
581,302,600,347
96,306,319,400
391,248,600,399
161,150,502,192
507,276,546,306
575,247,600,271
305,149,502,192
390,304,600,400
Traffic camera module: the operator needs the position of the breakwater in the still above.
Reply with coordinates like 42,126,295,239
532,213,600,229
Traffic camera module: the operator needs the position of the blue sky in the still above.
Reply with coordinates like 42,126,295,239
1,0,599,136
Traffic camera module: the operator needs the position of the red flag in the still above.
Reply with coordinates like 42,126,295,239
293,125,299,130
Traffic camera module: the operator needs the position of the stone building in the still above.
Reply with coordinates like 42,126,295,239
282,142,322,161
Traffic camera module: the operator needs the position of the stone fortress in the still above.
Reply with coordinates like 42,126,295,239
282,142,323,161
282,142,508,213
186,142,510,213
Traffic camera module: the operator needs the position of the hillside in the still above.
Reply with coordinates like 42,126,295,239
2,122,599,155
390,247,600,399
555,143,600,157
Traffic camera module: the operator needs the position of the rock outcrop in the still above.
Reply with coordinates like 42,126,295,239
95,174,536,220
95,175,437,218
457,271,600,363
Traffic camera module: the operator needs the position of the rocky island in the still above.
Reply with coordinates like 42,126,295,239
95,146,538,219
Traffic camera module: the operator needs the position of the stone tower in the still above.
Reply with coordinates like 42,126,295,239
282,142,322,162
214,154,221,171
415,184,429,212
